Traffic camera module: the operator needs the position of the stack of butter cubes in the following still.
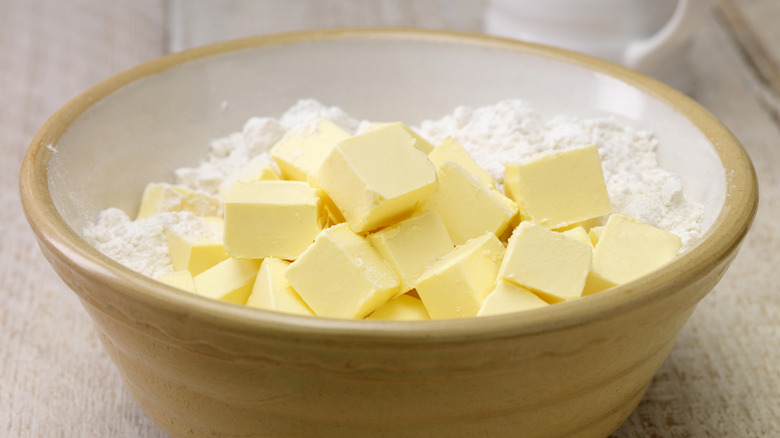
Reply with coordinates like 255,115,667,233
148,120,683,320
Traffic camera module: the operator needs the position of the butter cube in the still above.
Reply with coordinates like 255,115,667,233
306,173,346,226
224,181,327,260
415,232,505,319
582,270,616,296
286,224,400,319
478,280,549,316
371,122,434,154
318,123,438,233
156,271,197,293
499,221,592,302
136,183,220,220
164,229,228,276
504,145,611,229
428,137,495,187
270,119,351,181
589,226,605,247
561,226,590,245
423,161,518,245
562,217,603,231
239,160,281,183
246,258,314,316
367,294,430,320
269,118,349,225
367,211,454,294
219,161,282,201
193,257,262,304
592,214,682,285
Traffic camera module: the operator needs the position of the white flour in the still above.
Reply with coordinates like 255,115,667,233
84,99,703,278
84,209,219,278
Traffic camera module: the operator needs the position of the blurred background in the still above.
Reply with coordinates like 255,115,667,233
2,0,778,436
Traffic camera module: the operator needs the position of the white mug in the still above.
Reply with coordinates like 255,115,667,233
484,0,711,92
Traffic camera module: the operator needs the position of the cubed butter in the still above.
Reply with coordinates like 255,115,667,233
193,257,262,304
367,210,454,294
478,280,549,316
415,232,506,319
589,226,605,247
582,270,616,296
371,122,434,154
219,160,283,200
504,145,611,229
136,183,220,220
423,161,517,245
164,228,228,276
561,226,590,245
224,181,327,260
557,217,602,231
286,224,400,319
428,136,495,187
306,173,346,226
156,271,197,293
270,119,351,181
592,214,682,285
238,160,281,183
499,221,592,302
246,258,314,316
318,123,438,233
270,119,349,225
366,294,430,321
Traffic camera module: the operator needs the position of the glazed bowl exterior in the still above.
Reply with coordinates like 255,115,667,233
20,29,757,437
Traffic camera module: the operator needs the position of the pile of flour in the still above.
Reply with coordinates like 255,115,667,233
84,99,703,278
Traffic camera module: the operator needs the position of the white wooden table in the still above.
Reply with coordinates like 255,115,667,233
2,1,778,436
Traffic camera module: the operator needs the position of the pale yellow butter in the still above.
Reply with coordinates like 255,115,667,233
415,232,506,319
561,226,590,245
504,145,611,229
589,226,606,247
499,221,592,302
136,182,220,220
582,270,616,296
562,217,603,232
224,181,327,260
246,258,314,316
238,160,281,183
156,271,197,293
366,294,430,321
367,210,454,294
428,137,495,188
270,119,351,181
306,173,346,226
317,123,438,233
285,224,400,319
270,118,349,225
371,122,434,154
193,257,262,304
592,214,682,285
164,228,228,277
423,161,517,245
478,280,549,316
219,160,283,200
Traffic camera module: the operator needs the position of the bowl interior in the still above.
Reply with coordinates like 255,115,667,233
47,33,725,243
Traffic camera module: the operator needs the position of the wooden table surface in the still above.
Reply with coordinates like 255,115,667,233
2,0,778,436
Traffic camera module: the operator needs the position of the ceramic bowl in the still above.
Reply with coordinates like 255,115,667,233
20,29,757,437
